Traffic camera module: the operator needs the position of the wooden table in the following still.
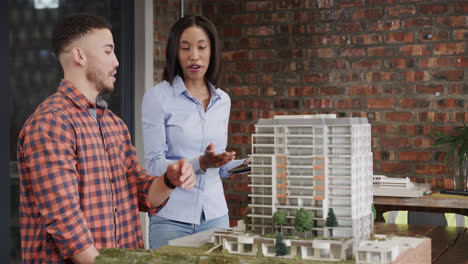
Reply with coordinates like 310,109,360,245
373,194,468,222
375,222,468,264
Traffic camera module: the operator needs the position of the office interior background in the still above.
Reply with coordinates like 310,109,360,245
5,0,468,262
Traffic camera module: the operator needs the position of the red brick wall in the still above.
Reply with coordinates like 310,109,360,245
154,0,468,226
153,0,248,227
198,1,468,225
154,0,202,83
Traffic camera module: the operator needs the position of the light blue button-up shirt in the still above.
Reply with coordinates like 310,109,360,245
142,75,243,224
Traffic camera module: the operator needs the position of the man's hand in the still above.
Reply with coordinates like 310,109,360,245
166,159,196,190
70,245,98,264
199,143,235,171
149,159,195,208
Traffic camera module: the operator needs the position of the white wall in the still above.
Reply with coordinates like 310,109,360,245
135,0,154,249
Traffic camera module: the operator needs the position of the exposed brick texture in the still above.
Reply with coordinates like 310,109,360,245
155,0,468,225
154,0,201,83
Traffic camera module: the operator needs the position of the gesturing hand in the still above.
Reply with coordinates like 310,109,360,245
166,159,196,190
199,143,235,171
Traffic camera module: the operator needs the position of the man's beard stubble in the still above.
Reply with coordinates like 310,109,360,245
86,64,114,95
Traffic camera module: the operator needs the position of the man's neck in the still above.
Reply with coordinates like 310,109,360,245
63,73,98,103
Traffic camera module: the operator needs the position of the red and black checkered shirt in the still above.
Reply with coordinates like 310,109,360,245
18,80,159,263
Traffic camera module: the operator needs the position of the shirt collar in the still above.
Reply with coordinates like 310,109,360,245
58,79,108,110
172,75,221,102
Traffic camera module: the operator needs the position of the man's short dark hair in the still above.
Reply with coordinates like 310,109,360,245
163,15,221,86
52,13,111,57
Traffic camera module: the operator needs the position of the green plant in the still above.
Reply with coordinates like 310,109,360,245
434,124,468,190
274,233,288,257
264,233,277,238
256,247,264,258
273,210,287,232
294,208,314,237
243,206,252,226
326,208,339,237
371,203,376,222
433,124,468,167
326,208,339,227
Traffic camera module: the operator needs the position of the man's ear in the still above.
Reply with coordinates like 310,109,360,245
71,47,86,66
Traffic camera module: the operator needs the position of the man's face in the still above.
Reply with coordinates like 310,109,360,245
83,28,119,94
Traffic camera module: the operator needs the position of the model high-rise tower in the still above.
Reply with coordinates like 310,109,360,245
248,115,373,241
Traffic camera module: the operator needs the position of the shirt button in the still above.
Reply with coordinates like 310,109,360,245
110,178,115,183
115,208,118,213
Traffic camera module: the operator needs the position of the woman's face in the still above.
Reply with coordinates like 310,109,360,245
177,26,211,82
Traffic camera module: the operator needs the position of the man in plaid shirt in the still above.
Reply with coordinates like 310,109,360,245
17,13,196,264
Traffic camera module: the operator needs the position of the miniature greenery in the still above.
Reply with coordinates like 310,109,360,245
96,242,356,263
433,123,468,167
326,208,338,227
371,204,376,222
294,208,314,236
256,247,264,258
243,206,252,225
263,233,278,239
274,233,289,257
273,210,287,231
326,208,339,237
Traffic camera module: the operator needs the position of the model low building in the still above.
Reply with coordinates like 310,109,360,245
373,175,414,189
213,229,354,261
356,235,430,264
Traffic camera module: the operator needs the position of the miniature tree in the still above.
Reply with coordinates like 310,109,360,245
325,208,339,237
273,210,287,233
243,206,252,226
294,208,314,237
275,232,288,257
256,246,264,258
371,203,376,222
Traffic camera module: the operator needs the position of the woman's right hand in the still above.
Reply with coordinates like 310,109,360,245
199,143,235,171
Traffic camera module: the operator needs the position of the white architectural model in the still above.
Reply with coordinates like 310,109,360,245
372,175,430,197
207,114,430,263
248,114,374,240
356,235,430,264
213,227,355,261
213,227,429,263
373,175,414,189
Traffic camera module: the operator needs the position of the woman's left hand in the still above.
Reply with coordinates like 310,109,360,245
199,143,235,170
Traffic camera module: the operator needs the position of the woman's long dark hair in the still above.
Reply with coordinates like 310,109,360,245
163,15,221,86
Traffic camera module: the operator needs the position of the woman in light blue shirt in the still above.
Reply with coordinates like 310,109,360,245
142,15,245,249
